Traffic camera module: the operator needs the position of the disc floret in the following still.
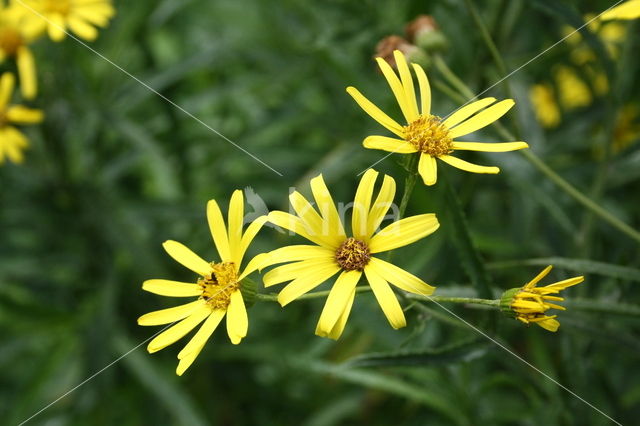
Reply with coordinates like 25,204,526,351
404,114,453,157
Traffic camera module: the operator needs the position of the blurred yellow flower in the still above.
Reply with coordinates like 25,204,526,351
138,192,267,375
500,265,583,332
601,0,640,20
264,169,438,339
347,50,528,186
555,66,592,110
0,6,40,99
529,84,560,129
0,72,43,164
13,0,115,42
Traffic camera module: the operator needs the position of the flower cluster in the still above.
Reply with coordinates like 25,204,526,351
0,0,115,164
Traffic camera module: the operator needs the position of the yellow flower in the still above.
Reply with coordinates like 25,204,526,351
0,73,43,165
264,169,438,339
601,0,640,20
500,265,584,332
529,84,561,129
555,66,592,110
0,6,40,99
13,0,115,42
346,50,528,186
138,192,267,376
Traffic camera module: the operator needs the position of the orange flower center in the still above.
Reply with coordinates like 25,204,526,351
0,27,23,56
198,262,239,310
404,114,453,157
335,238,370,271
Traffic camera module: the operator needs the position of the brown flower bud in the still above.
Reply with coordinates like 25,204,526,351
405,15,439,42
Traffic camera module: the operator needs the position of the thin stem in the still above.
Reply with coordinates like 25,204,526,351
433,55,475,100
397,153,420,220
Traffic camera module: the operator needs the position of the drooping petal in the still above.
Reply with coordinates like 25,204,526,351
345,87,405,137
316,270,362,336
367,174,396,238
412,63,431,115
310,174,346,240
47,14,68,42
226,290,248,344
368,257,435,296
364,267,406,329
177,309,226,360
352,169,378,240
138,300,206,326
443,97,496,128
418,153,437,186
375,57,413,123
0,73,15,109
162,240,212,277
449,99,515,139
176,342,205,376
439,155,500,174
263,257,336,287
207,199,231,262
325,286,356,340
147,304,212,353
393,50,419,121
277,264,341,306
16,47,37,100
452,141,529,152
142,279,202,297
369,214,439,253
363,135,417,153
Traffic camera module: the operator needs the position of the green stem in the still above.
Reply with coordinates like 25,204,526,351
433,55,474,100
256,287,499,308
397,153,420,220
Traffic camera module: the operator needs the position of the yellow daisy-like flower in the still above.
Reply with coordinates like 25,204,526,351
500,265,584,332
264,169,439,339
346,49,528,186
0,6,40,99
14,0,115,42
138,192,267,376
0,73,43,165
601,0,640,20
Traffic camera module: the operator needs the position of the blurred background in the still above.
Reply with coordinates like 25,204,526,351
1,0,639,424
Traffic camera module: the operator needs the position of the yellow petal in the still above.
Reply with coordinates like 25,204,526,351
16,47,37,100
325,286,356,340
138,300,205,326
47,14,67,42
352,169,378,240
268,211,334,248
277,264,341,306
4,126,29,147
263,257,336,287
176,343,205,376
238,252,270,281
367,174,396,238
262,245,335,267
207,199,231,262
227,190,244,264
369,213,439,253
443,97,496,128
412,63,431,115
449,99,515,139
393,50,419,122
316,270,361,336
536,318,560,332
368,257,435,296
289,190,330,242
601,0,640,20
544,276,584,291
6,106,44,124
0,73,15,110
346,87,404,137
162,240,212,277
67,16,98,41
364,267,406,329
147,305,212,353
524,265,553,289
226,290,248,344
363,135,417,153
452,141,529,152
142,279,202,297
376,57,413,123
418,154,437,186
238,216,267,265
177,310,226,359
310,174,346,240
439,155,500,174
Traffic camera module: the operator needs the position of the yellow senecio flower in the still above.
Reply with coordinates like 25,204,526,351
0,73,43,165
0,6,40,99
14,0,115,42
264,169,438,339
138,192,267,376
601,0,640,20
346,49,528,186
529,84,560,129
500,265,584,332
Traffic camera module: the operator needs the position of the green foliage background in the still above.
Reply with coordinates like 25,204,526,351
1,0,639,425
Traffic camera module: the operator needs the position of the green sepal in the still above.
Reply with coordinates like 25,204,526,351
499,288,521,318
240,277,258,308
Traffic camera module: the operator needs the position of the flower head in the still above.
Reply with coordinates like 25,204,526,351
0,72,43,165
14,0,115,42
264,169,439,339
138,192,267,375
500,265,584,332
0,6,40,99
347,50,528,186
